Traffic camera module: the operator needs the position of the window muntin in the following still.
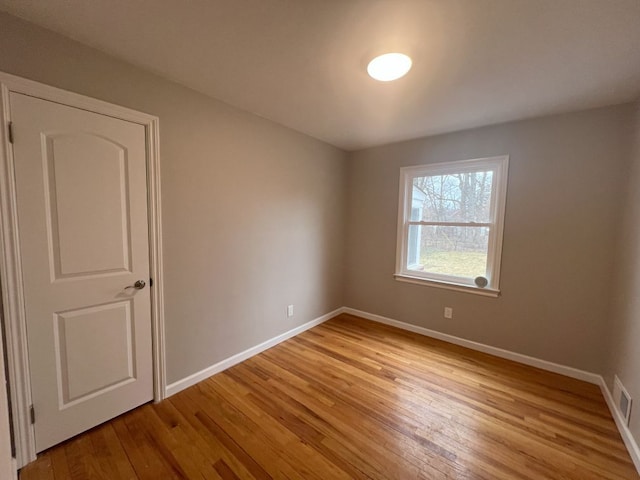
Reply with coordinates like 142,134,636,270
396,156,508,293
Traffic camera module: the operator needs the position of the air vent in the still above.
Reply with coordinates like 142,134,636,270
613,375,632,425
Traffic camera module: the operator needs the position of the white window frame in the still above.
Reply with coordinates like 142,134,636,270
394,155,509,297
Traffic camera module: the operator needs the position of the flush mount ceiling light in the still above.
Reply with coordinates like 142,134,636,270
367,53,412,82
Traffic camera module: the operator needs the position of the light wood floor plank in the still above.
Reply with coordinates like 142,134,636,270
19,313,639,479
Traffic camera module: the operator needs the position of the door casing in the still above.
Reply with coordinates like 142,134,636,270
0,71,166,468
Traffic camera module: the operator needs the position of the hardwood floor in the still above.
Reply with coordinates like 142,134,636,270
20,313,639,479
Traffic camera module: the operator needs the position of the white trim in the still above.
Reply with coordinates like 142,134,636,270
0,300,16,480
341,307,601,384
0,72,157,124
0,79,35,468
600,377,640,473
394,274,500,297
0,71,166,468
409,221,493,228
165,308,344,397
395,155,509,293
145,108,167,404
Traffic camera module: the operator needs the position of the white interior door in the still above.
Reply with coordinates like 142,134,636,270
10,92,153,452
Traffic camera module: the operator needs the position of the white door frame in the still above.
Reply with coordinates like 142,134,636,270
0,71,166,468
0,311,18,480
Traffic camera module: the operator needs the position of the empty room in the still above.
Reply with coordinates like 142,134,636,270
0,1,639,479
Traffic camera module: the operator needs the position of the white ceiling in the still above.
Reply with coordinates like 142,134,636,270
1,0,639,150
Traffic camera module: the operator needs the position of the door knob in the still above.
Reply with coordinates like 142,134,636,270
124,280,146,290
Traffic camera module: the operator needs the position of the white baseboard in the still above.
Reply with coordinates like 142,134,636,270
164,307,344,397
342,307,601,384
599,377,640,472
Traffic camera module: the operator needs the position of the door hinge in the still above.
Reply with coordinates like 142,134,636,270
149,277,153,287
29,404,35,424
7,121,14,144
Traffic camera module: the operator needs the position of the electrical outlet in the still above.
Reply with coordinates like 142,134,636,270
444,307,453,319
287,305,294,317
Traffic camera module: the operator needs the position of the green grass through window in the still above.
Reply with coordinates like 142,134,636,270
417,250,487,278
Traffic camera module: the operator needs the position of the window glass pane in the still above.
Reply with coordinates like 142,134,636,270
412,171,494,223
407,224,420,266
407,225,489,279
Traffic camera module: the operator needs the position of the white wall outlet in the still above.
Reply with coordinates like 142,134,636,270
444,307,453,319
287,304,294,317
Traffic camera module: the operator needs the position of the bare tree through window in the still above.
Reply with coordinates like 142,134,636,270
410,171,494,278
397,156,508,291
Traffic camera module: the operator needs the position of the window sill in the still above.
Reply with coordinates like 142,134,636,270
394,274,500,297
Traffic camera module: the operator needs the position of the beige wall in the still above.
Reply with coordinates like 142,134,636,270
345,105,635,373
606,104,640,442
0,12,347,384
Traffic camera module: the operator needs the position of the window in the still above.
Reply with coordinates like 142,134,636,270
395,156,509,296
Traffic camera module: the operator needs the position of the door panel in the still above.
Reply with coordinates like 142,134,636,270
54,300,135,406
44,133,132,279
10,92,153,452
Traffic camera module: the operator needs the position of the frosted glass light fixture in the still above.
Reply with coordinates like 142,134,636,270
367,53,412,81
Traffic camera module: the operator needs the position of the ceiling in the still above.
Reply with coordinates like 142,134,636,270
1,0,639,150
